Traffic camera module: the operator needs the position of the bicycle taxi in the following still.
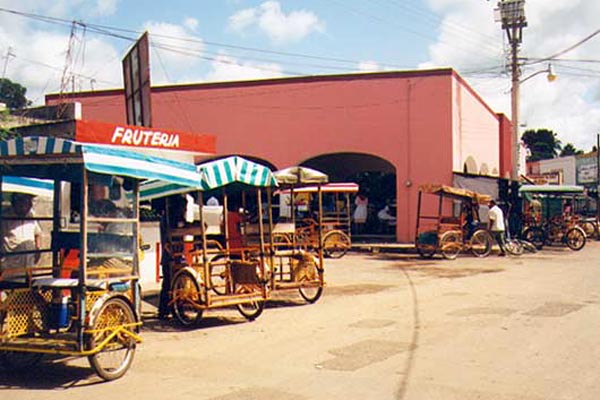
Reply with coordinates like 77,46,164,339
264,166,330,303
142,156,277,326
415,184,493,260
0,135,202,380
272,178,355,259
519,184,587,251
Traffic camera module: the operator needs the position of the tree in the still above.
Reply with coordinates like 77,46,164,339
521,129,562,161
0,78,30,109
560,143,584,157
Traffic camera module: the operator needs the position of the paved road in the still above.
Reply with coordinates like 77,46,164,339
2,241,600,399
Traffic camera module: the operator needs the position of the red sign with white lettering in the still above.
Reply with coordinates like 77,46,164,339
75,120,216,154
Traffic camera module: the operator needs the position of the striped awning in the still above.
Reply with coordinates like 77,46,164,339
0,136,203,189
197,156,277,190
140,156,278,200
2,176,54,197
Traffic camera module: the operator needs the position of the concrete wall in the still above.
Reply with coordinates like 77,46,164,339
538,156,577,185
451,77,501,176
47,69,505,242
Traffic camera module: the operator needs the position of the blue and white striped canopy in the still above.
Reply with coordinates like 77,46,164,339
0,136,203,189
2,176,54,197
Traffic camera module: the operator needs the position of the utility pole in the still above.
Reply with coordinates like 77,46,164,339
2,46,15,79
495,0,527,181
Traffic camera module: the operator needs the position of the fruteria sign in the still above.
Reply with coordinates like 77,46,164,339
76,120,216,154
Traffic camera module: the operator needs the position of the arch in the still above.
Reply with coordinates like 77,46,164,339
479,163,489,175
463,156,478,174
299,152,395,182
299,152,397,238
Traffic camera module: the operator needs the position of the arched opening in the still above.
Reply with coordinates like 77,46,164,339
463,156,478,174
479,163,489,175
300,152,397,239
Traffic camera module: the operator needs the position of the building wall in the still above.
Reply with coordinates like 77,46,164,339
538,156,577,185
451,77,501,176
47,69,505,242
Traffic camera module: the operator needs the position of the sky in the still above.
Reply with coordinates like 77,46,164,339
1,0,599,151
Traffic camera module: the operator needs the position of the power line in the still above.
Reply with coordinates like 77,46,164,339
524,28,600,66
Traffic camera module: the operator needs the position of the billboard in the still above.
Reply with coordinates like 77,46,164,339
122,32,152,127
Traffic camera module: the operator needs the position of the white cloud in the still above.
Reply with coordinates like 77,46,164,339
423,0,600,151
228,8,257,33
204,51,283,82
94,0,119,17
357,61,381,72
142,21,204,85
228,1,325,44
183,17,199,32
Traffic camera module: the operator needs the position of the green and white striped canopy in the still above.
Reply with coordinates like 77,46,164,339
197,156,277,190
140,155,277,200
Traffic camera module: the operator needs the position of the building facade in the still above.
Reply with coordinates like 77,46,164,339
47,68,513,242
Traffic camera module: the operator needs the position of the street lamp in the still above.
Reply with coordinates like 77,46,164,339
520,64,557,84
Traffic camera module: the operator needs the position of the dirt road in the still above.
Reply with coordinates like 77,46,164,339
2,242,600,400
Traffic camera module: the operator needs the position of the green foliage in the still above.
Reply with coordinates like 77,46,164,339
521,129,562,161
0,78,30,109
559,143,584,157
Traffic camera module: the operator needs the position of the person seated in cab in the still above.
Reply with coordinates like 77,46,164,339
1,193,42,275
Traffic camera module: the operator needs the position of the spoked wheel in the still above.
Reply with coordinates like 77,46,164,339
323,230,351,259
0,351,43,371
518,239,538,253
566,227,586,251
172,271,204,327
580,221,598,239
209,255,228,295
470,230,491,258
523,227,545,250
297,254,324,303
439,231,462,260
504,239,524,256
87,297,137,381
236,298,265,321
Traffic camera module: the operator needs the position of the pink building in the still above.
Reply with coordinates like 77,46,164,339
47,68,513,242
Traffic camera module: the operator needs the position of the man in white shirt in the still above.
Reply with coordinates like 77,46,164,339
1,193,42,273
488,199,506,256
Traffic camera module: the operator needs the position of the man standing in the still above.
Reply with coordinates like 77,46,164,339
488,199,506,257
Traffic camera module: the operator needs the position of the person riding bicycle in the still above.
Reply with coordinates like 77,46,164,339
488,199,507,257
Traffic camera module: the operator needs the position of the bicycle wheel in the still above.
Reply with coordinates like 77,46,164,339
470,229,491,257
87,297,137,381
523,227,545,250
565,227,586,251
323,230,351,259
171,271,203,327
236,298,265,321
580,221,597,239
208,255,228,295
517,239,538,253
439,231,462,260
504,239,523,256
